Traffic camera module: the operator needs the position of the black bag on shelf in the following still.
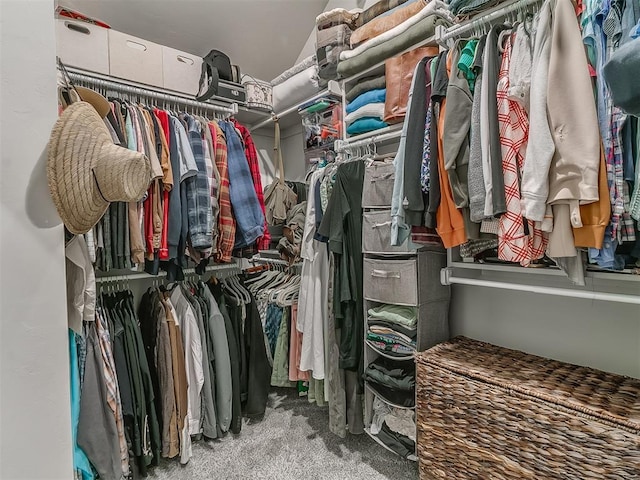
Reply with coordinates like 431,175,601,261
196,49,232,101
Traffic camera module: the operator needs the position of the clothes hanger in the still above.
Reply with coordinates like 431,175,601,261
221,273,244,306
274,274,301,306
221,273,243,302
268,268,300,303
228,273,251,303
248,266,287,297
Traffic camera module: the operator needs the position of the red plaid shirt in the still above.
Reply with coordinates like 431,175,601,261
233,120,271,250
497,34,547,266
210,122,236,263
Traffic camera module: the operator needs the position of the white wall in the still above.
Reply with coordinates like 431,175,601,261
281,125,308,182
0,1,74,479
450,285,640,378
253,132,278,186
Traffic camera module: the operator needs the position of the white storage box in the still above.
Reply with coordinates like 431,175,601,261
162,47,202,96
55,18,110,74
109,30,164,87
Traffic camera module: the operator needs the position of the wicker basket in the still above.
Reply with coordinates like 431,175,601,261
415,337,640,479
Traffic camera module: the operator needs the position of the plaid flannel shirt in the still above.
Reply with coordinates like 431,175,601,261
232,120,271,249
172,117,210,251
496,35,547,266
184,114,213,250
210,122,236,263
220,121,265,249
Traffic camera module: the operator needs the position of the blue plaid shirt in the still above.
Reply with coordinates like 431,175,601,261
219,121,265,248
184,114,213,250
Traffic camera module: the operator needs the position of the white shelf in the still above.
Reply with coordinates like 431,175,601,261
235,105,271,126
365,383,415,411
249,81,341,131
450,260,640,281
365,340,415,362
364,428,417,462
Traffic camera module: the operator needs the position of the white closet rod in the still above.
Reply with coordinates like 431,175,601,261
435,0,544,45
65,68,239,117
96,262,241,283
335,126,402,153
441,274,640,305
249,81,342,131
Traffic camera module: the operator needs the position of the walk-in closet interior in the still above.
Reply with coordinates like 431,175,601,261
1,0,639,479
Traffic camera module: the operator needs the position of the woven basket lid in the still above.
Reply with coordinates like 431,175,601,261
47,101,151,234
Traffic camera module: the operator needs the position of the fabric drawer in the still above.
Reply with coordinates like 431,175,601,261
162,47,202,95
109,30,164,87
362,162,395,207
364,258,418,305
363,209,416,254
56,19,110,74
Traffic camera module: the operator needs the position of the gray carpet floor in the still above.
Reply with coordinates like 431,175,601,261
149,388,419,480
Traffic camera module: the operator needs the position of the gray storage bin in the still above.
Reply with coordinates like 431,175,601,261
364,258,418,306
362,162,395,208
363,209,417,254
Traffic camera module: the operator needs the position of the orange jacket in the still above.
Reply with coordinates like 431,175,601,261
436,51,467,248
573,145,610,249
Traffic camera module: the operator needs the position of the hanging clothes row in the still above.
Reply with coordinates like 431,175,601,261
67,230,272,479
390,0,640,284
295,156,367,438
241,263,325,399
63,89,272,280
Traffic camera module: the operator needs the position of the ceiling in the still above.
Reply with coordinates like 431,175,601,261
59,0,329,80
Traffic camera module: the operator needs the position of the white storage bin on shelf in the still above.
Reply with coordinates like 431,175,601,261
162,47,202,96
109,30,164,88
55,18,110,75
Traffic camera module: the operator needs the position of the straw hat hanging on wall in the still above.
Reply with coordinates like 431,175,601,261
47,101,151,234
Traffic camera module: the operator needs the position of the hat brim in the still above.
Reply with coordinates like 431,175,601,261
76,86,111,118
47,102,113,234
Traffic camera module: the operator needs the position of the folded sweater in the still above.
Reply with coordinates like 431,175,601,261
345,102,385,126
351,0,427,47
347,117,389,135
340,1,452,62
346,88,387,113
368,304,417,326
337,14,451,78
345,74,386,102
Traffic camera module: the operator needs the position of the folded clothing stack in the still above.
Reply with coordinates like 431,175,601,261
337,0,453,78
367,303,417,356
370,395,416,459
448,0,508,18
315,8,361,82
364,357,415,407
367,325,416,357
368,304,418,328
350,0,426,48
346,88,388,135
